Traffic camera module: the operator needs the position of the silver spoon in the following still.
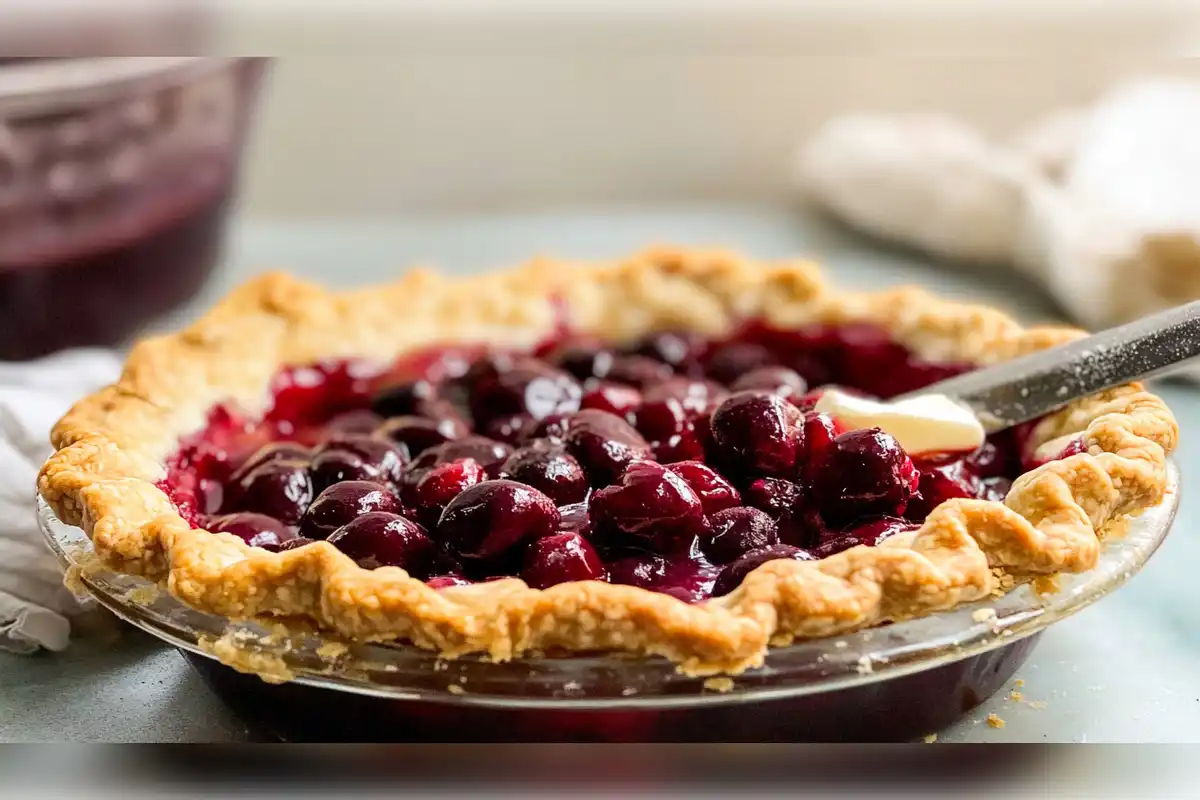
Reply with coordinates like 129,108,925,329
892,299,1200,433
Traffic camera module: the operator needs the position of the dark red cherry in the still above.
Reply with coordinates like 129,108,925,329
743,477,823,547
964,440,1008,479
327,511,436,574
981,476,1013,503
427,575,473,589
309,435,407,491
905,460,979,520
437,479,561,560
276,536,316,552
549,345,616,383
668,460,741,515
632,331,707,374
562,409,654,486
370,379,439,418
483,412,535,445
207,512,297,551
591,460,706,551
810,428,919,526
499,446,589,506
411,436,515,478
631,397,690,443
702,506,779,564
799,411,842,482
522,532,606,589
520,412,573,444
651,431,707,464
324,410,385,437
703,342,774,385
467,356,582,425
709,391,804,478
794,388,828,412
607,552,718,603
712,544,814,597
409,458,487,528
299,480,404,540
579,382,643,417
233,460,313,525
378,414,468,459
643,377,729,416
731,366,807,400
606,355,674,389
230,442,311,484
812,516,918,559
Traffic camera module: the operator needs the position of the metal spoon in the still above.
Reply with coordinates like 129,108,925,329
892,299,1200,433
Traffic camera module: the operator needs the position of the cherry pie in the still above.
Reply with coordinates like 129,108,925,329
39,248,1178,676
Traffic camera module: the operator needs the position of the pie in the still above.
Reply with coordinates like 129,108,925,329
38,247,1178,676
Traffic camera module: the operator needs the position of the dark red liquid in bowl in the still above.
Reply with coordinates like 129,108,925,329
0,58,266,359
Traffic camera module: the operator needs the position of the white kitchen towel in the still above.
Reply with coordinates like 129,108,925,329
797,77,1200,333
0,349,122,654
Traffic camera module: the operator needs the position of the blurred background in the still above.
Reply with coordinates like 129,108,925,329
2,3,1200,750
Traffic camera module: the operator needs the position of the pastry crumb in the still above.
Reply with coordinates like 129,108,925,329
923,733,937,744
704,677,735,693
856,656,873,675
1029,701,1048,710
1009,690,1024,702
834,640,848,649
1014,679,1025,688
1032,575,1061,596
972,608,997,623
986,713,1006,729
447,684,466,695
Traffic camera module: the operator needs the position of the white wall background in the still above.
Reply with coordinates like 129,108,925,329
225,4,1200,216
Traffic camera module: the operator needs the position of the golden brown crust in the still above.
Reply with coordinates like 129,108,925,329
38,247,1178,675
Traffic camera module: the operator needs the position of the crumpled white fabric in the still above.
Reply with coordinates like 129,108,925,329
797,77,1200,333
0,349,122,654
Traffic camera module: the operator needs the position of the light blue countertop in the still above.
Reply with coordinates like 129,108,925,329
4,207,1197,742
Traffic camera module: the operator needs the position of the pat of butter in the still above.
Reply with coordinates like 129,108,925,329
813,389,985,455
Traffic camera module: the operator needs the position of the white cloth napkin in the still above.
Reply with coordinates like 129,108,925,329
797,77,1200,333
0,349,122,654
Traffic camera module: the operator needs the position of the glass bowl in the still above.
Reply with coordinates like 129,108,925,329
39,463,1179,741
0,57,268,360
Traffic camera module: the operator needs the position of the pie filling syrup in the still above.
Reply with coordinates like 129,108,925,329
159,322,1075,603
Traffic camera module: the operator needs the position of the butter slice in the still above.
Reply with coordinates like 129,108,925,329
813,389,985,455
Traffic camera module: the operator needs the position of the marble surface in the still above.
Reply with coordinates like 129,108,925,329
3,207,1197,742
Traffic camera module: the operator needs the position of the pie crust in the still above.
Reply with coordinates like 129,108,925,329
38,247,1178,675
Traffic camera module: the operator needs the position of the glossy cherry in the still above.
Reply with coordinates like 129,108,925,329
207,512,297,551
482,413,535,445
299,480,404,540
605,355,674,389
309,434,407,492
410,436,515,478
276,536,317,552
499,445,589,507
607,551,717,604
712,543,814,597
549,344,616,383
631,397,691,443
668,460,741,515
580,382,643,417
370,379,439,418
326,511,437,574
591,460,706,552
437,479,561,560
905,459,979,520
409,458,487,529
642,376,728,416
702,506,779,564
522,532,606,589
466,355,582,425
810,428,919,526
231,459,314,525
378,415,468,460
426,575,473,589
562,409,654,486
229,442,311,485
709,391,804,478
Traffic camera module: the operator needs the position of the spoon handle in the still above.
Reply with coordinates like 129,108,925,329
893,299,1200,433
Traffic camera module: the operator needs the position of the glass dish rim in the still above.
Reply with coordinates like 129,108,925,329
39,462,1179,710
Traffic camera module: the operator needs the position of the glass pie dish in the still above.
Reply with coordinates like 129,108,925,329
39,460,1178,742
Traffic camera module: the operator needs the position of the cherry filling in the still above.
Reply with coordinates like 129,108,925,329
160,321,1069,604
